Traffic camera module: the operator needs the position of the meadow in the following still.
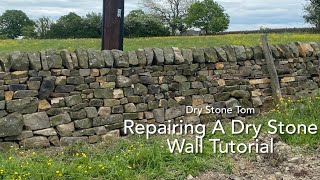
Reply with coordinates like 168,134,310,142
0,33,320,54
0,95,319,179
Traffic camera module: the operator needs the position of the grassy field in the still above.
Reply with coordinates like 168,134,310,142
0,33,320,54
0,95,319,179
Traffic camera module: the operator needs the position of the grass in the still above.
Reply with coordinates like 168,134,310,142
0,33,320,54
0,95,320,179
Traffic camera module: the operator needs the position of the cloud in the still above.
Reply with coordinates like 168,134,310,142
0,0,312,31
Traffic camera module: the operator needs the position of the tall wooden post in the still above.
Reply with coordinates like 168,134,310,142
261,34,282,103
102,0,124,50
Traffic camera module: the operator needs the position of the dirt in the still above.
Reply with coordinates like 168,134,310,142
190,134,320,180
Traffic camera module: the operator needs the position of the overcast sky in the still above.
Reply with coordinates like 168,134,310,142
0,0,311,31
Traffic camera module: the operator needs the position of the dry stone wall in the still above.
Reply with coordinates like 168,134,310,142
0,42,320,149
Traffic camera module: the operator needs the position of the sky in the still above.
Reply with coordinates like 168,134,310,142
0,0,311,31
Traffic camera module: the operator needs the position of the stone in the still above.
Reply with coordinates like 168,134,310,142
93,114,123,126
252,97,263,107
113,89,124,99
173,47,185,64
124,103,136,113
9,84,27,91
225,98,240,108
76,48,89,68
39,76,56,99
46,50,63,69
94,126,107,135
104,99,120,107
153,48,165,65
4,130,33,141
0,113,24,137
74,119,92,129
70,109,87,120
134,83,148,95
13,90,38,99
116,75,132,87
192,48,205,63
10,52,29,71
48,136,60,146
23,112,50,130
112,105,123,113
184,116,200,124
28,52,42,70
295,42,314,57
112,50,129,67
11,70,28,79
231,90,251,99
50,113,72,126
192,95,204,106
281,77,295,83
60,137,88,146
0,101,4,110
87,49,105,68
234,45,247,61
20,136,50,148
204,47,218,63
64,95,82,107
253,45,263,59
56,122,75,136
165,105,186,120
84,107,98,118
214,47,228,61
164,48,174,64
94,89,113,99
214,92,230,101
6,97,38,114
181,48,193,64
102,50,114,67
61,50,74,69
136,49,147,66
249,78,271,85
223,45,237,62
34,128,57,136
98,107,111,116
101,130,120,141
128,50,139,66
153,108,165,123
144,47,154,65
27,81,41,90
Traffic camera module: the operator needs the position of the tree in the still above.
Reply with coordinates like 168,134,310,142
35,17,52,39
0,10,35,39
304,0,320,28
124,10,170,38
142,0,195,35
184,0,229,34
21,25,37,38
81,12,103,38
48,12,83,38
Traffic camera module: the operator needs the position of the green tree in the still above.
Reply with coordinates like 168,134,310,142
304,0,320,28
0,10,35,39
124,10,170,38
185,0,229,34
82,12,103,38
142,0,195,35
35,16,52,39
48,12,83,38
21,25,37,38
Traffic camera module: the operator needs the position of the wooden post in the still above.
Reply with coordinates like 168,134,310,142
261,34,282,103
102,0,124,50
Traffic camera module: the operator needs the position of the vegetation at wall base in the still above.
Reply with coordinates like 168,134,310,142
0,94,319,179
0,33,320,54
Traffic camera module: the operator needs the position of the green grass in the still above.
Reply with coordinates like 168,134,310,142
0,94,319,179
0,33,320,54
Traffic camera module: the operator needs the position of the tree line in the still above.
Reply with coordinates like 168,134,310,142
0,0,319,39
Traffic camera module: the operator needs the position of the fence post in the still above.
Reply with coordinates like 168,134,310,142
261,34,282,103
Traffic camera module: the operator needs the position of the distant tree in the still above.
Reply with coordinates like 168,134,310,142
48,12,83,38
82,12,103,38
21,25,37,38
0,10,35,39
35,16,52,39
304,0,320,28
142,0,195,35
124,10,170,38
184,0,229,34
